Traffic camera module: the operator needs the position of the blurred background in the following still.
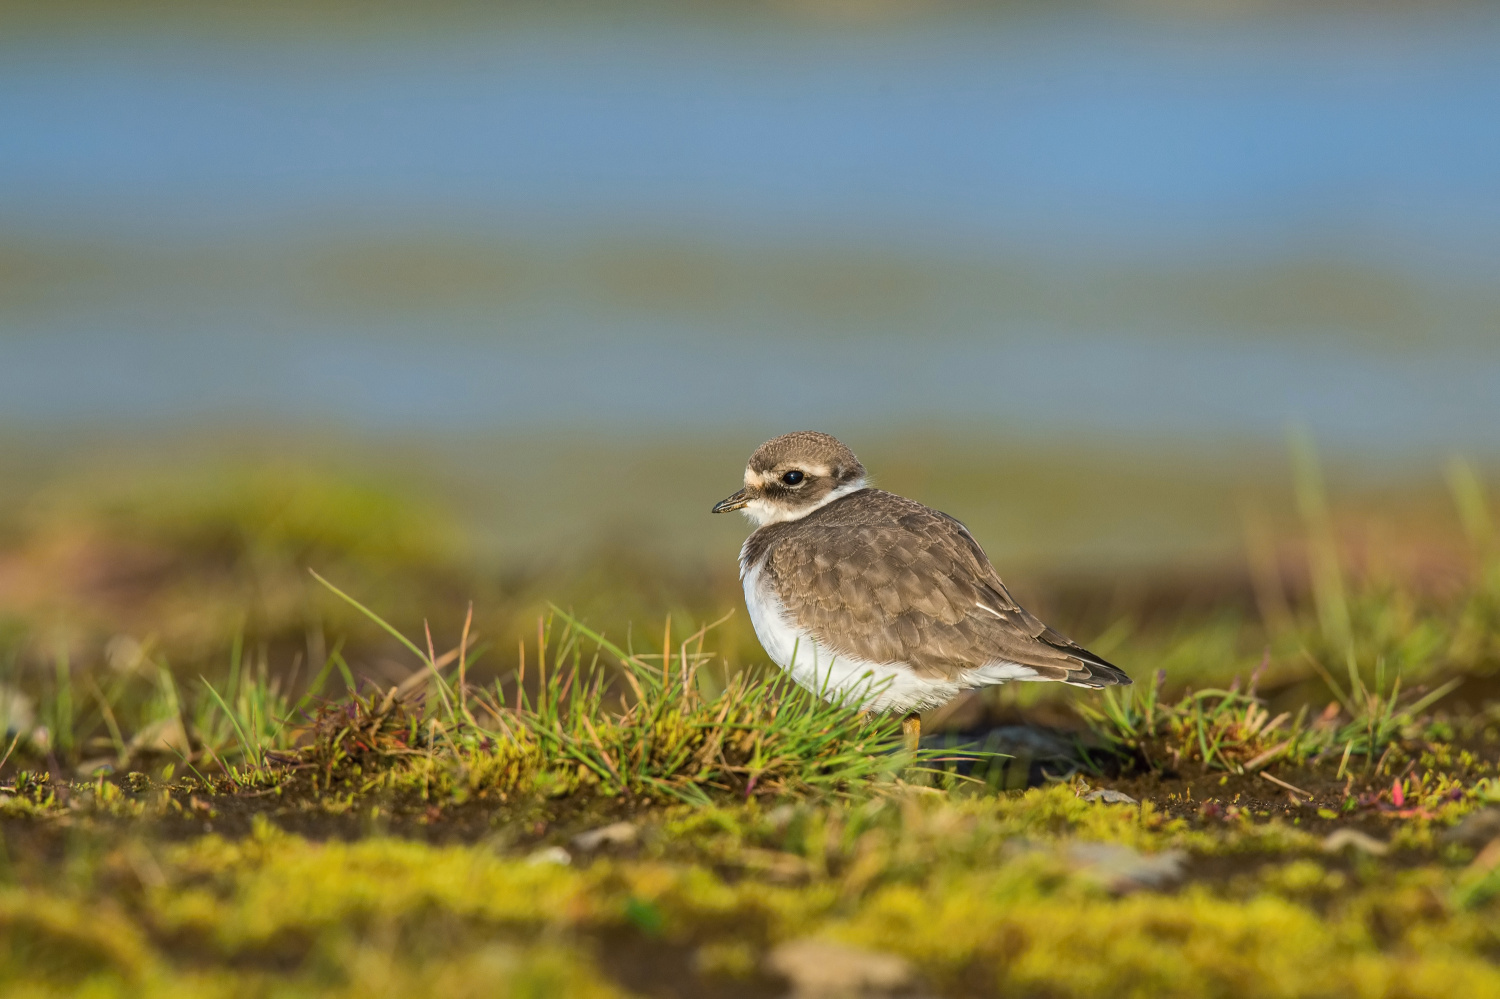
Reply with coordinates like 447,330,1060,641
2,0,1499,714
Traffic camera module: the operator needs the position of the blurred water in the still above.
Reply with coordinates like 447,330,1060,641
3,11,1500,454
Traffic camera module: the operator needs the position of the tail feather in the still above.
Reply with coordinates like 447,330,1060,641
1011,653,1131,688
1048,640,1132,688
1024,620,1131,688
1063,656,1132,688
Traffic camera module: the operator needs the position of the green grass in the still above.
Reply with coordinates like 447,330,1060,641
1078,666,1462,779
274,571,948,803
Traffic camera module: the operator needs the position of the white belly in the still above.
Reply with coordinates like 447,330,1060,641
740,556,1002,714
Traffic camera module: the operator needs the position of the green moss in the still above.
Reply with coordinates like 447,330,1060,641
6,786,1500,996
0,891,149,986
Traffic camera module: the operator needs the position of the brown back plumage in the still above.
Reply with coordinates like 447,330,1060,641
743,488,1130,688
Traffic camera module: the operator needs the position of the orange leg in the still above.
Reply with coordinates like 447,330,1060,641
902,711,921,753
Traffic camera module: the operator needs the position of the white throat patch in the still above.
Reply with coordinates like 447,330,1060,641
739,479,867,527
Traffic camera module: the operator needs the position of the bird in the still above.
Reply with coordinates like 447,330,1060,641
711,431,1130,751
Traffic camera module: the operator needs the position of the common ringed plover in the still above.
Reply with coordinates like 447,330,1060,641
712,431,1130,749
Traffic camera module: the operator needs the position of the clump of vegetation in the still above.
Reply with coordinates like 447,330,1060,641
277,573,933,804
1078,665,1460,779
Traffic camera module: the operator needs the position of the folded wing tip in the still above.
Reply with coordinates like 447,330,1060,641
1068,655,1133,688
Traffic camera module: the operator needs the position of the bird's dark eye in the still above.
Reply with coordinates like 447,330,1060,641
781,470,805,486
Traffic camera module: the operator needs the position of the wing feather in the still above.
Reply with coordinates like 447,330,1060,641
756,490,1130,688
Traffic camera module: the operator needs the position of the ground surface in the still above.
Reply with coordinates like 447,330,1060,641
4,696,1500,999
2,457,1499,997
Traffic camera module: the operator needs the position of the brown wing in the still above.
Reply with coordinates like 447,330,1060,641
760,491,1130,688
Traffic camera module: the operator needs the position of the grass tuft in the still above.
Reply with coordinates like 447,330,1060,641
291,574,946,803
1080,665,1462,778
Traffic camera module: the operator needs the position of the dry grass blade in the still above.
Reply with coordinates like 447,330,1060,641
1244,739,1291,772
1259,771,1313,799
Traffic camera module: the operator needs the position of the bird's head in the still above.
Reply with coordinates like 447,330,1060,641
711,431,867,526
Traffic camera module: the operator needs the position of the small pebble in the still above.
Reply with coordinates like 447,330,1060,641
571,821,638,852
1321,828,1389,856
1068,842,1184,892
1441,808,1500,848
766,939,914,998
525,846,572,866
1084,788,1139,805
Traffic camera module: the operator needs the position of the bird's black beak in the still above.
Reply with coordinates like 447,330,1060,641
711,488,750,514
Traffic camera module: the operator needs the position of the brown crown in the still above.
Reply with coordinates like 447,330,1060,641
746,431,865,482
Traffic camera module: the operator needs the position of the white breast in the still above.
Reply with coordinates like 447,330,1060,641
738,540,1051,713
740,547,980,714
